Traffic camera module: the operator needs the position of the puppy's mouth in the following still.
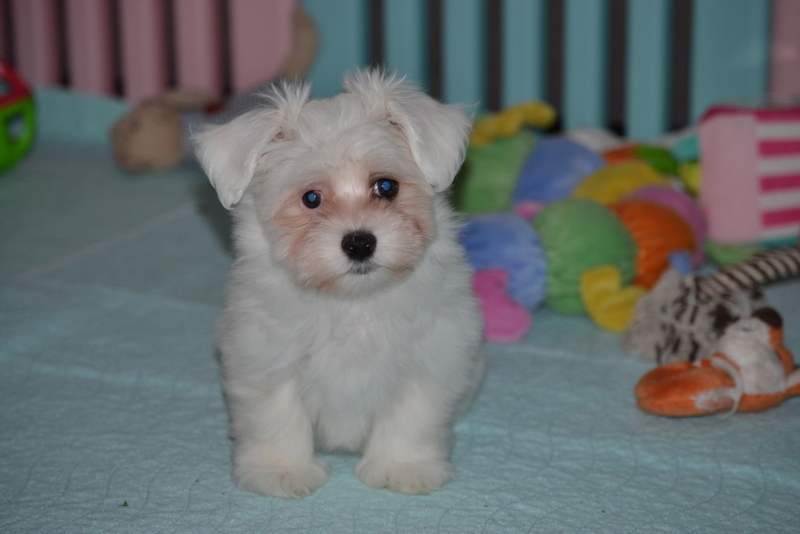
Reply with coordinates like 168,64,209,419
348,262,378,275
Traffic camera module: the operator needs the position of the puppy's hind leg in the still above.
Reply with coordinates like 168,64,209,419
227,379,328,498
356,379,456,494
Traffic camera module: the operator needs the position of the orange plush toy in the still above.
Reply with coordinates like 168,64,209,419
636,308,800,417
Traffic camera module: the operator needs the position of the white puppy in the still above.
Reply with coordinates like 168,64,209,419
193,70,485,498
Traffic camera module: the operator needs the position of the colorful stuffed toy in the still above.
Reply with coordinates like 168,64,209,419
699,104,800,248
512,137,605,218
636,307,800,417
453,101,556,215
457,144,706,340
469,101,556,148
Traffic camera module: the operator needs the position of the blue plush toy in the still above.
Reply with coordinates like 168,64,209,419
512,137,605,218
461,213,548,310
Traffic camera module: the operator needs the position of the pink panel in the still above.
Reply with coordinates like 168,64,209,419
699,113,762,244
770,0,800,99
173,0,222,96
11,0,60,85
118,0,168,101
228,0,295,93
65,0,114,96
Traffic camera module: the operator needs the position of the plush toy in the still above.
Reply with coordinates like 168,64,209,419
699,104,800,248
512,137,605,218
628,185,707,268
624,245,800,364
455,102,799,343
111,89,219,172
534,198,639,315
469,101,556,148
0,60,36,174
111,7,318,173
453,130,538,215
456,126,709,341
471,270,532,342
453,101,556,215
635,307,800,417
601,143,679,175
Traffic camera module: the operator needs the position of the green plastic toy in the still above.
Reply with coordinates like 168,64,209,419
0,60,36,173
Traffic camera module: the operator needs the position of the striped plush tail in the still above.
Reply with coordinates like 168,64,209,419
699,246,800,297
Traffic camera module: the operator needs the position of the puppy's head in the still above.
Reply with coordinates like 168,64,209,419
193,69,471,295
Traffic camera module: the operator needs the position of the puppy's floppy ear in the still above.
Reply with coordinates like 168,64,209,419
344,69,472,192
192,81,311,209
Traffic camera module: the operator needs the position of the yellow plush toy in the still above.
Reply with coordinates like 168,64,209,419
470,101,556,148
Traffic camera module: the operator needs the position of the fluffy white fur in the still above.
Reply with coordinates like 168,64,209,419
193,70,485,498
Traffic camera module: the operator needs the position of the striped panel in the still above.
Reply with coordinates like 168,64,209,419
625,0,671,139
0,0,10,61
442,0,484,106
313,0,775,137
502,0,548,106
755,111,800,244
10,0,60,86
303,0,369,99
770,0,800,100
690,0,770,121
2,0,296,101
118,0,169,101
65,0,114,96
0,0,781,141
383,0,428,88
173,0,223,96
562,0,609,131
228,0,295,93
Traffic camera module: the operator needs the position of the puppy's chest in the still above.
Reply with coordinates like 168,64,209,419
298,313,403,399
303,316,388,374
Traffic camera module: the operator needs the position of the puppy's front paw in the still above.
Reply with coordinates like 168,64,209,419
235,457,330,498
356,458,455,494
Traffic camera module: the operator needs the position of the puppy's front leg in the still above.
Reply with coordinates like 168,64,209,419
356,379,455,494
228,379,328,498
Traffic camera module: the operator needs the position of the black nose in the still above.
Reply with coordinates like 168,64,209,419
342,231,377,262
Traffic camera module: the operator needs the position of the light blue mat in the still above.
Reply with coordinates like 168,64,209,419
2,89,799,533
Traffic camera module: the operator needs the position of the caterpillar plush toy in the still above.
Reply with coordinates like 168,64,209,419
458,133,707,341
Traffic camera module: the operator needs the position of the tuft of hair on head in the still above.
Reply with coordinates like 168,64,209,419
262,78,313,125
342,68,408,114
343,68,472,193
192,78,312,209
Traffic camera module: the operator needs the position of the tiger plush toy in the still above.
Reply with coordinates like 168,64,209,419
624,245,800,364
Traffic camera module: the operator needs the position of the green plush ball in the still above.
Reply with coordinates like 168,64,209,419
451,129,537,214
533,198,637,315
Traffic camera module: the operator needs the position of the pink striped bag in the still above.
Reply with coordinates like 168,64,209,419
699,105,800,247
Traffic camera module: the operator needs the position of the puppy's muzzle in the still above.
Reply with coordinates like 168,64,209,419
342,231,377,263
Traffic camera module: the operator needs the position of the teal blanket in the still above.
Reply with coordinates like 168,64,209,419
2,90,799,533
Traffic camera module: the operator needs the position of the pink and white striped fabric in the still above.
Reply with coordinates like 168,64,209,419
699,105,800,247
0,0,296,102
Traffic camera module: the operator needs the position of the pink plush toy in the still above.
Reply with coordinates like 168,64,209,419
699,104,800,247
472,270,532,342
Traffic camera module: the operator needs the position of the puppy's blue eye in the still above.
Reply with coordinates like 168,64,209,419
302,190,322,208
373,178,399,199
